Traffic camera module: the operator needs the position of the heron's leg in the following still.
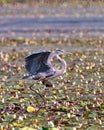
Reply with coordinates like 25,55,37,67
29,83,46,108
42,79,54,87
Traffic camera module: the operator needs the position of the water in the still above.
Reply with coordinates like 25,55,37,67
0,6,104,39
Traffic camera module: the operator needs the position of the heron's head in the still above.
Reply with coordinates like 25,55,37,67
55,49,69,55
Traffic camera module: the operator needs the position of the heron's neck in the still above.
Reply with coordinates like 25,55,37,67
47,52,56,65
47,53,67,75
55,55,67,75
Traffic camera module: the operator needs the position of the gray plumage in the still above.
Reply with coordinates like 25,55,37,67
25,51,51,75
23,49,68,86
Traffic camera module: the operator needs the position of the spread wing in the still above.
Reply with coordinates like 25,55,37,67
25,50,51,75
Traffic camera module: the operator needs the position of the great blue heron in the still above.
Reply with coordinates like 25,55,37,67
23,49,68,108
23,49,67,87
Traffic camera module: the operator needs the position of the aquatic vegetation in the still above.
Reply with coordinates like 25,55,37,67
0,38,104,129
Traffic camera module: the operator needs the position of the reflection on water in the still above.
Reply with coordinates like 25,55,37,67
0,7,104,39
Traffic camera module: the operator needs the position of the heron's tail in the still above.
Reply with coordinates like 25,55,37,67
22,74,39,80
22,75,31,79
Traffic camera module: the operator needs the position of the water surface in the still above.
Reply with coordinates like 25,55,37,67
0,7,104,39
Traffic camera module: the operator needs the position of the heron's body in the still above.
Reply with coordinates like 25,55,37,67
23,50,67,87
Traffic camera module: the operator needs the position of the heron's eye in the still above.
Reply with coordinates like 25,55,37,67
56,50,63,52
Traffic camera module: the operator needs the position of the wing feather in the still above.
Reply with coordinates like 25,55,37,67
25,50,51,75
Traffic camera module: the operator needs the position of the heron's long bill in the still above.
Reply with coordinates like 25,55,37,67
63,50,71,54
